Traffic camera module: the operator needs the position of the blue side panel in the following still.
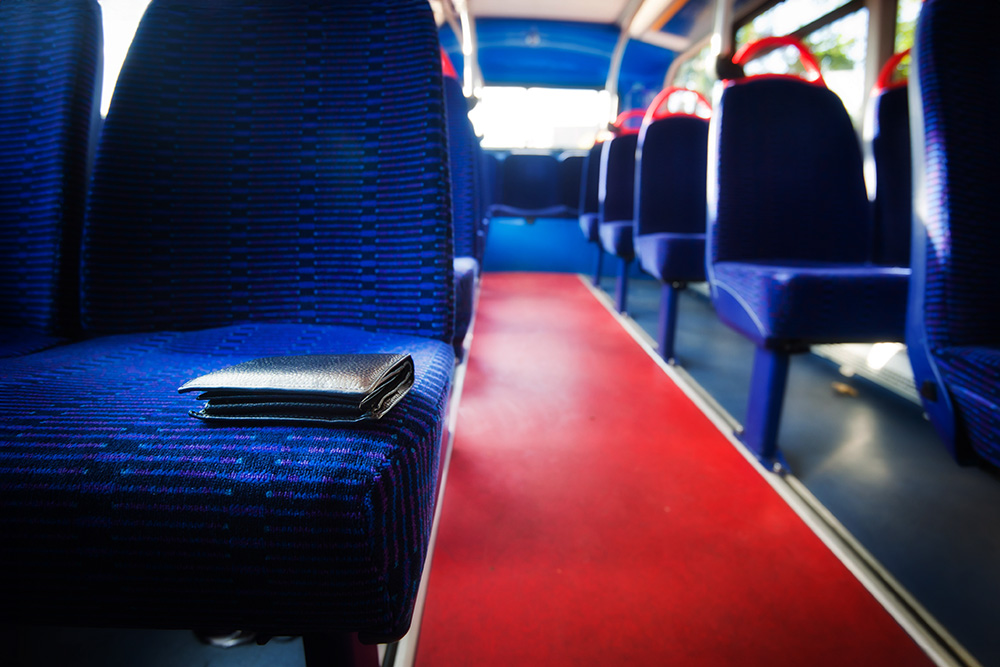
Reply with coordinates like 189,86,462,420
619,40,675,104
661,0,713,37
660,0,755,38
476,19,619,89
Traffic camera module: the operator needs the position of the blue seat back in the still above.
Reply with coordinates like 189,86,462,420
82,0,453,344
635,115,709,237
483,152,501,212
443,75,479,260
580,142,603,215
872,84,912,266
559,155,585,213
600,134,639,224
708,78,870,266
909,0,1000,458
498,154,562,210
0,0,102,337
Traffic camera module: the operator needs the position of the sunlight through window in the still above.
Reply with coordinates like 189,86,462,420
98,0,152,116
469,87,613,150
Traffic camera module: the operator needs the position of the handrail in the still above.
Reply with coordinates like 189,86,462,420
642,86,712,125
732,35,826,86
612,109,646,135
873,48,910,93
440,47,459,80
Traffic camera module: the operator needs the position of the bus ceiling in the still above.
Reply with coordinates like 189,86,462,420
431,0,904,115
429,0,750,103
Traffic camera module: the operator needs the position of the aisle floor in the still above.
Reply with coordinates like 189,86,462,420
604,274,1000,666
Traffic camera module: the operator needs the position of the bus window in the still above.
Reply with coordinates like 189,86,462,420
468,87,613,150
672,41,716,101
893,0,922,73
803,9,869,122
98,0,152,116
736,0,869,124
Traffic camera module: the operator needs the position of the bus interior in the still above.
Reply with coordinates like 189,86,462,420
1,0,998,666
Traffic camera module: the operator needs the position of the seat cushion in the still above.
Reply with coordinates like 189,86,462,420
453,256,479,353
0,323,454,641
937,346,1000,466
598,221,635,261
0,327,66,359
635,233,706,283
711,261,909,346
579,213,600,243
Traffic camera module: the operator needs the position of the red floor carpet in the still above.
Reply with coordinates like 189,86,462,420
415,273,931,666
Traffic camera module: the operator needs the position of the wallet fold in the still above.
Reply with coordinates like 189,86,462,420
178,354,414,424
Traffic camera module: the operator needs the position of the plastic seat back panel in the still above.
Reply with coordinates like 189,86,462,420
710,78,871,266
635,115,709,237
872,85,912,266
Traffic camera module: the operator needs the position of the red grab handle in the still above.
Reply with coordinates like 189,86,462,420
642,86,712,124
612,109,646,135
732,36,826,86
874,49,910,93
440,47,459,80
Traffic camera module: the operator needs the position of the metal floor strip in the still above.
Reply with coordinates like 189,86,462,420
389,280,479,667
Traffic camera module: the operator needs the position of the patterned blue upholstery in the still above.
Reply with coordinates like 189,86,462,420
708,74,909,462
0,0,455,643
871,85,912,266
0,328,68,358
491,154,574,218
444,76,479,261
443,75,481,354
0,324,453,639
82,0,454,344
908,0,1000,466
0,0,102,355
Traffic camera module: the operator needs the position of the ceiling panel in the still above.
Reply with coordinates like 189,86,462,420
468,0,633,24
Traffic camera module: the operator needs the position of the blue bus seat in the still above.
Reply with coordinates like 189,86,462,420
579,141,605,285
870,50,912,266
708,38,910,465
442,50,481,356
482,151,501,217
633,88,711,362
599,132,639,313
0,0,454,660
909,0,1000,467
0,0,102,357
559,154,585,218
490,153,573,219
479,148,498,254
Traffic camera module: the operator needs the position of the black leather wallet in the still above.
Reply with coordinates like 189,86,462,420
178,354,414,424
